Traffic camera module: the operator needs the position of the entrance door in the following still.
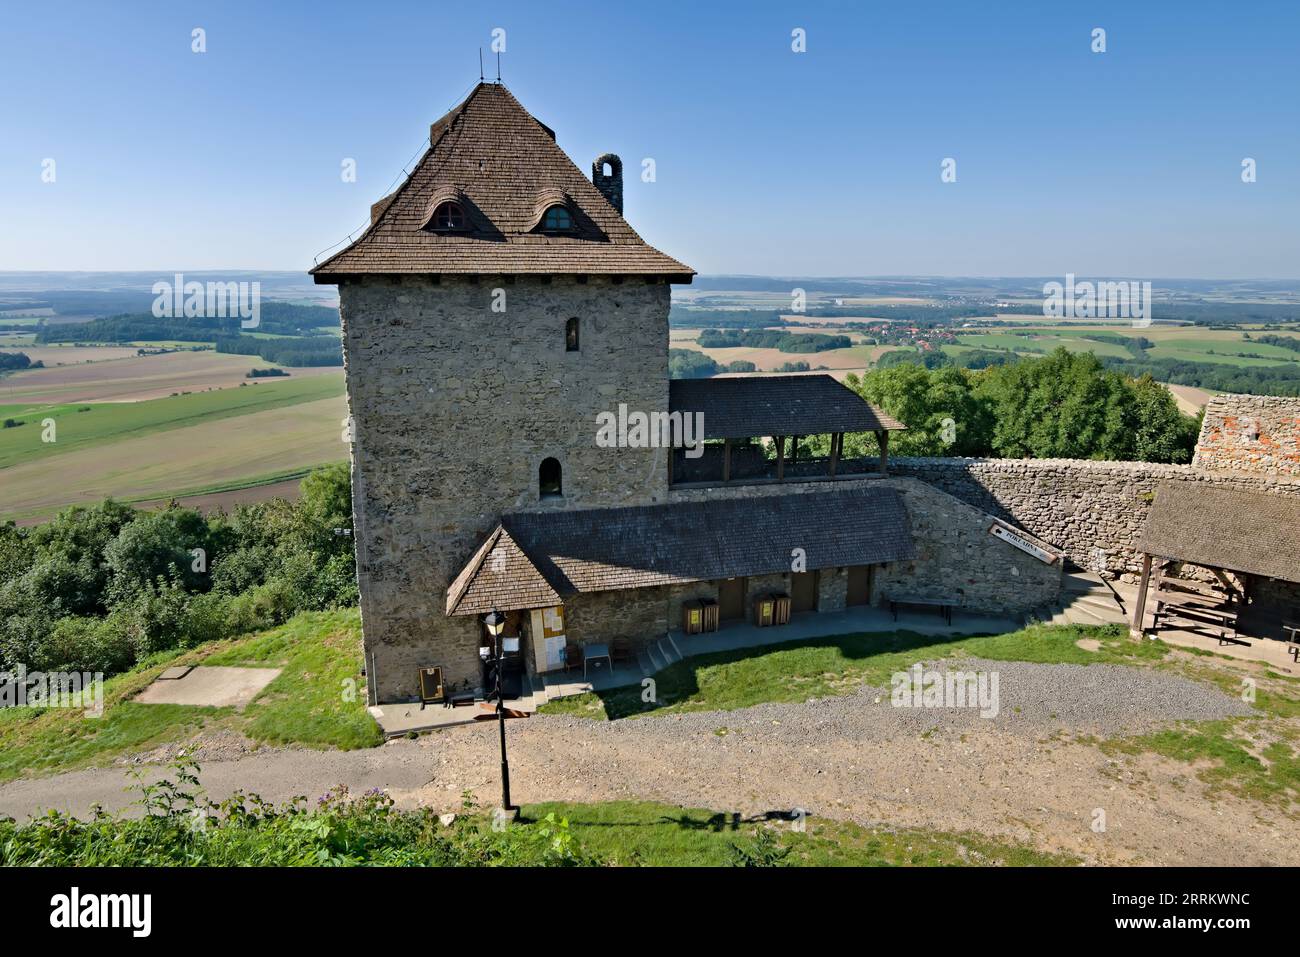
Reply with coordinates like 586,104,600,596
718,577,746,621
791,571,818,613
846,565,873,607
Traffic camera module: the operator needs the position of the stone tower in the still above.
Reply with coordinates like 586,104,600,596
311,83,694,702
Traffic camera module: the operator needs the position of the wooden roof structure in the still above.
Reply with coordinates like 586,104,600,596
1137,483,1300,584
446,486,916,616
311,82,694,282
668,375,905,439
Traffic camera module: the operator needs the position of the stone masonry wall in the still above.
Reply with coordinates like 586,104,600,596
886,457,1300,580
1193,393,1300,476
341,275,671,702
671,476,1062,616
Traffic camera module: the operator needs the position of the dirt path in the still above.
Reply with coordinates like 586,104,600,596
0,660,1290,866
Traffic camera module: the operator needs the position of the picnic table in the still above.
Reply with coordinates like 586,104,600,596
1283,620,1300,661
888,596,958,625
583,642,612,677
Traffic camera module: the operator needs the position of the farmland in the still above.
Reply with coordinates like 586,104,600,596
1,389,347,522
0,350,338,404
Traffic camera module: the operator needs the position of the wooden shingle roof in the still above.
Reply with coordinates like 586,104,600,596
669,375,905,439
311,83,694,281
1138,483,1300,584
446,486,916,616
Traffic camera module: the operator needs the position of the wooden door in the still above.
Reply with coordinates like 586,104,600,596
791,571,818,613
846,565,873,607
718,578,746,620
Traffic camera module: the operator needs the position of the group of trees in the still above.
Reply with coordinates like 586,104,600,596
696,329,853,353
0,465,356,678
35,302,341,344
837,348,1200,462
215,334,342,367
0,351,40,372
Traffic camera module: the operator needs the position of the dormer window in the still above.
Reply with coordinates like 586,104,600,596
541,204,573,232
429,201,466,231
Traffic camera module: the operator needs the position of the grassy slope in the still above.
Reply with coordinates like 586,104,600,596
520,800,1078,866
0,374,343,470
540,622,1164,720
0,609,379,784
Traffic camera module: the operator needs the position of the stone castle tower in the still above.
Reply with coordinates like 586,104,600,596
311,83,695,701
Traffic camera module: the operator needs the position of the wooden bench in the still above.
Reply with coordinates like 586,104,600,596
888,596,958,625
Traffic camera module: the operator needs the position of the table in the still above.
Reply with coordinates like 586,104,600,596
1284,621,1300,661
583,642,612,677
889,596,957,625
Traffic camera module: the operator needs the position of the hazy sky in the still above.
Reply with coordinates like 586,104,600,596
1,1,1296,278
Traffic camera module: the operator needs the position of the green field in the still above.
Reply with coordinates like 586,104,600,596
953,325,1300,370
0,374,343,471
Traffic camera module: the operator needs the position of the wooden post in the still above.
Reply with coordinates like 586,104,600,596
791,435,799,464
829,432,842,477
876,430,889,475
722,438,732,483
775,435,785,481
1131,553,1152,639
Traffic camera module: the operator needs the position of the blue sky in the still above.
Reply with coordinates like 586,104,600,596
1,0,1296,277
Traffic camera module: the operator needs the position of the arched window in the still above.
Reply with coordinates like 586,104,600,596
541,204,572,231
539,457,563,498
429,201,466,230
565,317,579,352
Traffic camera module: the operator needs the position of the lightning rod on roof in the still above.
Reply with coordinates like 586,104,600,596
479,48,484,82
496,50,501,83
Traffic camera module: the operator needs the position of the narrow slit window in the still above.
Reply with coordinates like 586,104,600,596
565,317,579,352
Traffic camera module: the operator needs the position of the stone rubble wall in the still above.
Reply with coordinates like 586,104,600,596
1193,393,1300,476
886,457,1300,580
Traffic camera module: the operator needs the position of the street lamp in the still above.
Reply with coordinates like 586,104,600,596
479,610,515,814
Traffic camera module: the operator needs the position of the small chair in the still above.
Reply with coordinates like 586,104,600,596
564,644,584,673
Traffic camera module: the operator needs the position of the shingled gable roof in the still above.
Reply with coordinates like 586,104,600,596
669,375,906,439
446,525,561,617
1137,483,1300,584
311,82,694,281
446,486,916,616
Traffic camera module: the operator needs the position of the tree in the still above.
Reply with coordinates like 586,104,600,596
842,364,991,456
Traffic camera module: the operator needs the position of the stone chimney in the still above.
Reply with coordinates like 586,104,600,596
592,153,623,214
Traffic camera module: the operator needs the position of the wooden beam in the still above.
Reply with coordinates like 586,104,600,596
776,435,786,481
877,430,889,474
722,438,732,483
1131,553,1153,639
829,432,842,477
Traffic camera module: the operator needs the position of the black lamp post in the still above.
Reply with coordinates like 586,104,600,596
479,610,515,814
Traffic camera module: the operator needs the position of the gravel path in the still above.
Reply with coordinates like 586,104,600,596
0,659,1285,866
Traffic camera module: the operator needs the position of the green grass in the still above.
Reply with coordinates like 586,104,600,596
204,610,383,750
0,374,343,470
539,623,1164,721
519,800,1079,866
0,609,379,783
1098,720,1300,809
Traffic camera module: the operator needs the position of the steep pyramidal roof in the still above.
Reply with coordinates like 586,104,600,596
311,82,694,281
